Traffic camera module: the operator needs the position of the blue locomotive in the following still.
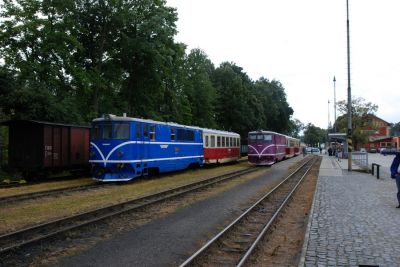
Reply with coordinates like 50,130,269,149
89,114,204,181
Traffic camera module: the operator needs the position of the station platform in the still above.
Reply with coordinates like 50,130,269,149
300,155,400,266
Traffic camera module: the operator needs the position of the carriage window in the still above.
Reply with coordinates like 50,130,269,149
102,124,112,139
222,137,225,147
143,124,149,137
229,137,232,147
114,123,130,140
149,125,156,141
217,136,221,147
171,128,176,141
211,136,215,147
136,124,141,139
205,135,209,147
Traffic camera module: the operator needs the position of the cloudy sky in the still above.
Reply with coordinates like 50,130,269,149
166,0,400,129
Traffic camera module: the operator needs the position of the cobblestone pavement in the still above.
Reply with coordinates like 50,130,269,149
300,155,400,267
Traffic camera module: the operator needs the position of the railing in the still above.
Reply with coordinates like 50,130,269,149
352,152,368,170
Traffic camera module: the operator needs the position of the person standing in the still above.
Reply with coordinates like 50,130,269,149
390,152,400,208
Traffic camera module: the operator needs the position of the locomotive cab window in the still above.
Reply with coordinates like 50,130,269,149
249,133,271,144
114,123,130,140
102,124,112,139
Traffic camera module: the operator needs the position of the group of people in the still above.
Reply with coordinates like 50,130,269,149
390,152,400,208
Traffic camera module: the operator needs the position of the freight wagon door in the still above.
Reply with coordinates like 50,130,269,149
70,128,89,165
43,126,62,168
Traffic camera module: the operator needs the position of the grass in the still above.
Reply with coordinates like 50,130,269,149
0,161,253,234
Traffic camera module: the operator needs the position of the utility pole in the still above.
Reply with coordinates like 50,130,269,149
333,76,337,132
346,0,353,171
328,100,331,129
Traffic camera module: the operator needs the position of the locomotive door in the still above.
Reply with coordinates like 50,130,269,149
140,123,150,175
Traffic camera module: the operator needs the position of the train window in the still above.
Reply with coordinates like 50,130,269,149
222,137,225,147
171,128,176,141
102,124,112,139
136,124,141,139
144,124,149,137
211,136,215,147
217,136,221,147
114,123,130,140
186,130,194,141
205,135,209,147
177,129,195,141
149,125,156,141
230,137,233,147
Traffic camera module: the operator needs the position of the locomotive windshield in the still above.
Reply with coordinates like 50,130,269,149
248,133,272,144
91,122,130,140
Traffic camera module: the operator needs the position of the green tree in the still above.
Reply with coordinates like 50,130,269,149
212,62,261,137
335,96,379,148
182,48,216,128
303,123,327,147
391,122,400,136
287,118,304,138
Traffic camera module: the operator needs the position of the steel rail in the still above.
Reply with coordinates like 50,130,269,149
0,183,108,204
0,167,257,256
179,156,316,267
0,159,248,203
236,157,316,266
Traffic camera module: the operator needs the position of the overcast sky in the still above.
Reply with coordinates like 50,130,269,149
166,0,400,129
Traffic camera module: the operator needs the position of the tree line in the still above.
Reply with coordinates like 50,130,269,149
0,0,301,140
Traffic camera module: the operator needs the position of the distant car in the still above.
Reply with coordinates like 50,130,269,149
306,147,312,153
360,148,366,153
369,148,377,153
311,147,320,153
380,147,398,155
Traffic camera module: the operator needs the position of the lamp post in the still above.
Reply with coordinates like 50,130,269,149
333,76,337,132
328,100,330,130
346,0,353,171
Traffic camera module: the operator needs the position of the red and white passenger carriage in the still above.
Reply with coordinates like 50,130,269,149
285,135,301,158
202,129,241,164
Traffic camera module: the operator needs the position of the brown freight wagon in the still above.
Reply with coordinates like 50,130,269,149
1,120,90,180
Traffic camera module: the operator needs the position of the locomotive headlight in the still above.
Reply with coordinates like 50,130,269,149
117,151,124,158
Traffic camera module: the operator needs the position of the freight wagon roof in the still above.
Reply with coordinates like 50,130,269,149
93,114,240,136
0,119,90,128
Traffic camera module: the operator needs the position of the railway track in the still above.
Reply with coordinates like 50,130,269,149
179,156,317,267
0,166,258,257
0,158,249,204
0,182,109,204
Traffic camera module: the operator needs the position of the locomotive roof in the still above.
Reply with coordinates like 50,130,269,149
0,119,90,128
93,114,240,136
